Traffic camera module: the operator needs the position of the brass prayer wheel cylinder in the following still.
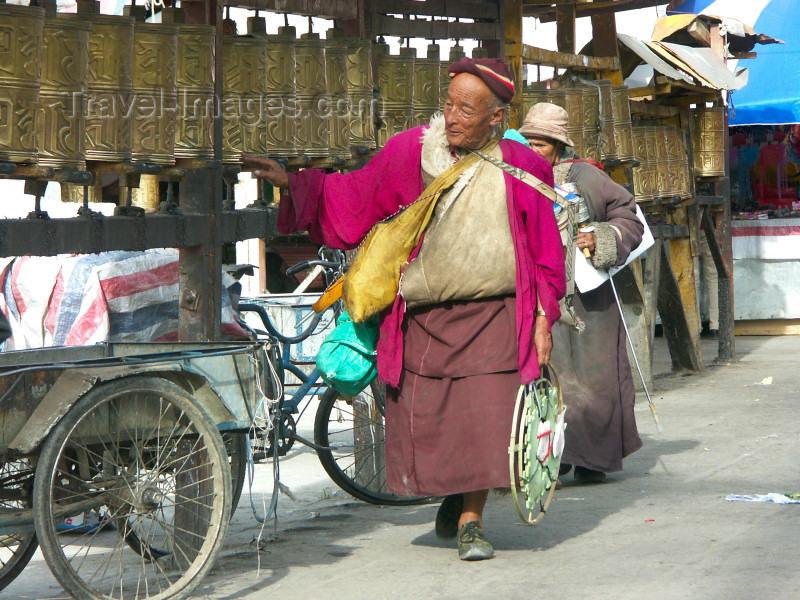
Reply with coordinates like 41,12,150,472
346,37,375,150
663,127,683,198
61,181,102,203
564,87,585,158
266,26,297,157
0,3,44,163
580,86,600,162
413,44,440,127
521,86,549,119
130,22,178,165
325,30,351,158
631,125,653,203
692,106,726,177
61,9,134,163
222,34,268,163
611,86,634,162
377,46,414,148
645,125,667,199
596,80,617,162
37,16,90,169
174,24,215,159
130,173,160,213
295,32,329,157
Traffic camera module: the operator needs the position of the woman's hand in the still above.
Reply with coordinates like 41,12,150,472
533,314,552,366
242,153,289,188
577,230,596,254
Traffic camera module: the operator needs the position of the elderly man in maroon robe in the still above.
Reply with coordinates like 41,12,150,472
244,57,565,561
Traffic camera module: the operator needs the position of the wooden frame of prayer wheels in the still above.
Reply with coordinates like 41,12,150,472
0,3,44,163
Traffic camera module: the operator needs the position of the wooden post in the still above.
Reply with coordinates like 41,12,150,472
555,4,576,55
494,0,523,128
591,12,623,85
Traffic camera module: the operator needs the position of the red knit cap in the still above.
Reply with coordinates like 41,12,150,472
447,57,515,103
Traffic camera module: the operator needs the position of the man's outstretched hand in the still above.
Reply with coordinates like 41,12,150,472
241,153,289,188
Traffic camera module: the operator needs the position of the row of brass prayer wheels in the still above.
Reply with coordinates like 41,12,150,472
522,82,635,164
631,124,693,203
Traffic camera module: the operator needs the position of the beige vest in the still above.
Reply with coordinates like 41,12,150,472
401,145,516,308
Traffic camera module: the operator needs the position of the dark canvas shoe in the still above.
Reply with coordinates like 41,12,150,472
574,466,606,484
435,494,463,540
457,521,495,561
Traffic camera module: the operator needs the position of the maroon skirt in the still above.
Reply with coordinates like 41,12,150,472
384,297,521,496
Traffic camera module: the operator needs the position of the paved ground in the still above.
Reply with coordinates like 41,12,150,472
10,335,800,600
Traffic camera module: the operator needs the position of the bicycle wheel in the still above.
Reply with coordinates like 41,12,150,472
33,376,231,600
251,411,295,461
314,380,429,506
0,457,37,592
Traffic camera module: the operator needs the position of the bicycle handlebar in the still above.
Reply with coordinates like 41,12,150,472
238,301,328,344
285,259,343,277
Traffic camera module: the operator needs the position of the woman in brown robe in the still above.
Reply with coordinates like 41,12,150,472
519,102,644,483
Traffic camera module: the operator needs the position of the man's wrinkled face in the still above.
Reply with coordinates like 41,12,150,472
526,136,561,165
443,73,504,150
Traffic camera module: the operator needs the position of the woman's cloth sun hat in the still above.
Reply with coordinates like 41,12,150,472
447,57,515,103
518,102,575,147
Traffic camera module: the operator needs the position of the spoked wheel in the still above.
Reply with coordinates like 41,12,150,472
33,376,231,600
314,380,429,506
0,457,37,592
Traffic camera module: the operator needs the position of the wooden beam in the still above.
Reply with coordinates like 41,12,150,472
521,43,620,71
373,0,499,21
374,15,502,40
629,101,680,118
223,0,358,19
526,0,665,22
555,4,575,55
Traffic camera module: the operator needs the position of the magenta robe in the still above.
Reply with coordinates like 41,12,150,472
278,126,566,387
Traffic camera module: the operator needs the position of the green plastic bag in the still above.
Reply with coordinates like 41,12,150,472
316,310,379,395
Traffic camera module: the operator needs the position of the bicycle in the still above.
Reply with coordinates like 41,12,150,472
238,248,428,506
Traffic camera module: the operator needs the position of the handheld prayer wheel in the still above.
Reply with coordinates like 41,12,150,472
294,31,329,157
580,86,600,162
222,33,267,163
37,13,89,169
325,29,351,159
596,80,617,162
346,37,375,150
62,1,133,162
631,124,653,203
165,9,214,160
376,45,413,148
266,26,297,158
692,106,726,177
127,11,178,165
611,86,634,162
0,3,44,163
564,87,586,158
412,44,440,127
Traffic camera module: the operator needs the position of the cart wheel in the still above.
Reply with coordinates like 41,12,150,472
0,458,37,592
314,380,430,506
224,432,248,515
33,376,231,600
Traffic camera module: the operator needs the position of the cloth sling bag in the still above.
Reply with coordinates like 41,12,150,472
313,137,500,322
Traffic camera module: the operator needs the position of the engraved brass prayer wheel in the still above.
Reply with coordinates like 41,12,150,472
631,124,653,203
645,125,667,199
413,44,440,127
692,106,726,177
674,130,693,199
521,86,548,118
266,26,297,157
346,37,375,150
438,44,466,106
0,3,44,163
611,86,634,162
222,34,267,163
596,80,617,162
663,127,683,198
564,87,585,158
580,85,600,162
129,19,178,165
37,15,89,169
325,29,351,158
377,45,413,148
174,22,215,159
62,3,133,162
295,31,329,157
61,181,102,203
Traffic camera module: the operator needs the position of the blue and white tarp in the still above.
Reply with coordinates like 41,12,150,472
670,0,800,125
